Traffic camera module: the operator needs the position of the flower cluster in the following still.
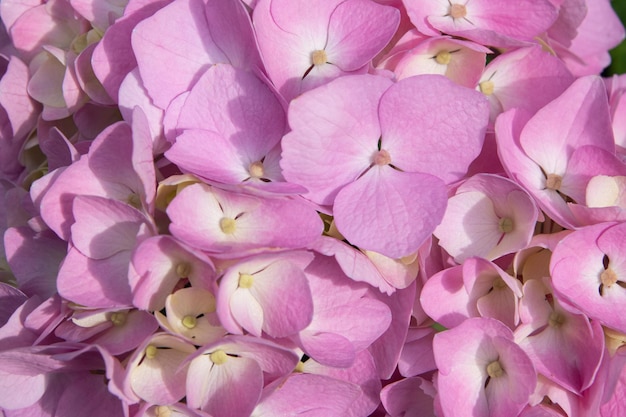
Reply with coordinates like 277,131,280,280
0,0,625,416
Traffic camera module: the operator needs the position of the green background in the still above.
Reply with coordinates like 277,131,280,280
608,0,626,75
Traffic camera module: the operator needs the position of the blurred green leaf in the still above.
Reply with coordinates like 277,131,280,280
608,0,626,75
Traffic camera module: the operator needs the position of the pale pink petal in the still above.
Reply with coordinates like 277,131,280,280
129,235,215,311
186,354,262,417
0,56,38,140
478,45,575,123
434,190,500,263
128,334,195,405
230,289,264,337
250,260,314,338
118,68,164,146
167,183,322,255
391,36,488,87
252,0,342,100
551,222,626,333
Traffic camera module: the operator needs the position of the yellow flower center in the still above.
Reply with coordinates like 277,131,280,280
182,315,197,329
219,217,237,234
449,3,467,19
479,80,495,96
548,311,565,328
435,50,452,65
176,262,191,278
210,350,229,365
486,360,504,378
155,405,172,417
492,277,507,289
145,345,158,359
498,217,514,233
239,273,254,289
110,312,127,326
249,161,265,179
601,268,618,288
311,50,328,66
545,174,562,191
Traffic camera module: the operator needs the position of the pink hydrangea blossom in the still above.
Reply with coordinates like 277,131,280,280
0,0,625,415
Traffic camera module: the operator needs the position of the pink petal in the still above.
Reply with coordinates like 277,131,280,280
0,350,65,409
128,335,195,405
420,265,474,328
379,74,489,183
334,168,446,259
252,0,342,101
520,75,615,175
280,74,392,206
551,222,626,332
131,0,226,109
57,246,134,308
250,259,314,338
309,236,396,295
478,45,574,122
130,235,215,311
368,282,416,379
186,354,262,417
230,289,264,336
325,0,400,71
167,183,322,255
91,0,168,103
71,195,152,260
4,226,66,299
0,56,38,140
254,373,360,417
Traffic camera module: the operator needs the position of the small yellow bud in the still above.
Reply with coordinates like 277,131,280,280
239,273,254,289
210,350,229,365
486,360,504,378
479,80,495,96
110,312,127,326
145,345,158,359
181,315,197,329
498,217,514,233
176,262,191,278
548,311,565,328
311,49,328,66
219,217,237,234
449,3,467,19
249,161,264,178
435,50,452,65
